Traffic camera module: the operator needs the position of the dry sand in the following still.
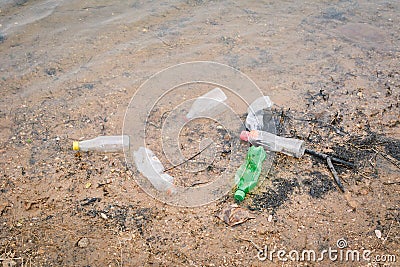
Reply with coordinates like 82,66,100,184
0,0,399,266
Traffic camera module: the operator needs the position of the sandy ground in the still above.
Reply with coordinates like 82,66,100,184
0,0,399,266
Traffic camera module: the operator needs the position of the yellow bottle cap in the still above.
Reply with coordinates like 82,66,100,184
73,141,80,151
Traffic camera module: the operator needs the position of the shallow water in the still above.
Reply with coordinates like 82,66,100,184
1,1,399,100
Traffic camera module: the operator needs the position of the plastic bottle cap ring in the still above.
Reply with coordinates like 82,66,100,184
73,141,80,151
234,190,246,202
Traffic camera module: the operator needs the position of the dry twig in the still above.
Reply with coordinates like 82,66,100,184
164,141,213,172
305,149,354,168
327,157,345,192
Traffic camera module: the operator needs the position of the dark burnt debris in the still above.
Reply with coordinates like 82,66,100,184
249,178,300,213
250,107,399,212
302,171,337,198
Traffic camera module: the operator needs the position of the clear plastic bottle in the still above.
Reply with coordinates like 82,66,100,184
240,130,305,158
72,135,129,152
133,147,175,194
186,87,227,119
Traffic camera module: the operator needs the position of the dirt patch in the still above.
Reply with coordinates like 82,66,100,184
0,0,399,266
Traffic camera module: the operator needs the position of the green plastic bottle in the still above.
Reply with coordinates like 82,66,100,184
234,146,267,202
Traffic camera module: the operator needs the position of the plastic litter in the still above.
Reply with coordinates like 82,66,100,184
240,130,305,158
186,87,227,120
234,146,267,202
245,96,273,131
133,147,176,194
72,135,129,152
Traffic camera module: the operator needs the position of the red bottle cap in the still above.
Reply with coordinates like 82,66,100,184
240,131,250,141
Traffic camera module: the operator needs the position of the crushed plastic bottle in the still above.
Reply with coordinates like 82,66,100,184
240,130,305,158
234,146,267,202
133,147,175,194
245,96,273,131
186,87,227,120
73,135,129,152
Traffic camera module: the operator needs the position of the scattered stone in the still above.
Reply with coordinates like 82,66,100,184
45,68,57,76
374,229,382,239
2,259,17,266
0,202,10,215
77,237,89,248
0,33,5,44
100,212,108,220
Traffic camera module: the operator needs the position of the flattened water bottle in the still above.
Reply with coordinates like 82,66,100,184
186,87,227,120
234,146,267,202
133,147,176,194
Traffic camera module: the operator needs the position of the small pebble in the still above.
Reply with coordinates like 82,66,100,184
374,229,382,239
100,213,108,220
78,237,89,248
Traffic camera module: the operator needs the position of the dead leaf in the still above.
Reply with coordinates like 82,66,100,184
216,204,255,226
